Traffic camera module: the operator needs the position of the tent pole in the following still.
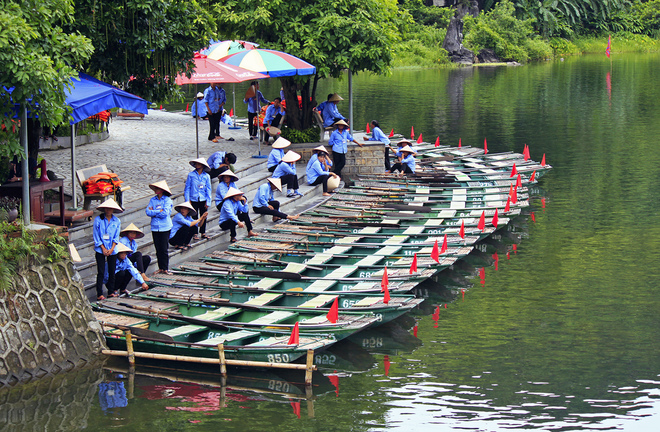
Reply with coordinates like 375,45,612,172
195,84,199,158
348,69,353,130
21,104,30,226
71,123,77,209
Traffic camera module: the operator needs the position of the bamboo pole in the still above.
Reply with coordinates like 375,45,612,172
304,349,314,386
125,331,135,366
306,385,315,418
218,343,227,376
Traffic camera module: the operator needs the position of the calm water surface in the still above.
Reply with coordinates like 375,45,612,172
6,54,660,431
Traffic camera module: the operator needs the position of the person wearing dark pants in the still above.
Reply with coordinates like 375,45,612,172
328,120,363,179
307,150,338,196
184,158,212,239
252,177,299,221
118,223,151,284
113,243,149,294
263,98,285,145
169,201,208,250
388,145,417,175
273,151,303,197
203,83,226,142
218,187,256,242
244,81,269,140
207,152,237,179
92,198,123,300
146,180,174,274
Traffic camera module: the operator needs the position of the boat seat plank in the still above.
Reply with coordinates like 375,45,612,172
303,279,336,292
253,278,280,289
381,218,399,224
415,187,430,194
197,330,257,346
323,246,353,255
351,281,378,291
323,266,358,279
298,294,337,308
375,245,402,255
162,324,207,337
336,236,360,244
194,307,239,321
383,236,408,245
354,255,384,267
301,315,329,324
250,311,297,325
424,218,445,226
402,226,425,235
437,210,456,218
353,297,381,307
244,293,282,306
305,253,333,265
358,227,381,234
282,262,307,273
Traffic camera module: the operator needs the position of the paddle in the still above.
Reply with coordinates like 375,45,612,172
200,264,303,280
98,321,174,343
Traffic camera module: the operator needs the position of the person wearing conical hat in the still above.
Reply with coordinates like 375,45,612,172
267,137,291,172
185,158,212,240
146,180,174,274
307,150,339,197
314,94,333,121
191,92,208,119
385,139,412,170
253,177,299,222
207,151,237,179
262,98,285,145
169,201,208,250
113,243,149,295
309,145,333,172
389,145,416,174
119,223,151,284
322,93,346,128
93,198,123,300
218,187,256,242
273,151,303,197
328,119,363,178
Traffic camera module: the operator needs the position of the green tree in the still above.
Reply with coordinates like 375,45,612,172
0,0,93,160
213,0,404,129
70,0,217,102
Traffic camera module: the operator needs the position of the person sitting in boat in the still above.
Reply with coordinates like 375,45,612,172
263,98,285,145
364,120,390,145
273,151,303,197
218,187,256,242
93,198,123,300
169,201,208,250
184,158,212,240
207,151,237,179
306,148,339,196
385,139,412,170
253,177,300,222
266,137,291,173
329,120,363,178
114,243,149,294
118,223,151,284
215,170,239,210
322,93,346,128
389,145,416,175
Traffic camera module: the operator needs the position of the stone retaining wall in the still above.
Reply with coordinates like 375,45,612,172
292,142,385,178
0,260,106,387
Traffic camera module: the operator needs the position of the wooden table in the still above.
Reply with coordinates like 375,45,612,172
0,179,65,225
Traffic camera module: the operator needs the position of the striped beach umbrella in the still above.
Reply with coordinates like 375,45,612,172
219,49,316,77
201,40,259,60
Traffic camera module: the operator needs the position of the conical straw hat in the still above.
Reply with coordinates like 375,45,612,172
328,93,343,102
174,201,196,213
400,145,416,155
218,170,239,181
281,151,301,163
272,137,291,149
120,223,144,239
189,157,211,172
327,175,340,192
115,243,133,254
267,177,283,192
224,187,244,199
313,145,330,155
334,120,349,128
96,198,123,213
149,180,172,196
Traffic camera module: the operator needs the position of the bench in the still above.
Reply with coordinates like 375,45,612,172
115,109,144,120
76,164,131,210
313,110,334,142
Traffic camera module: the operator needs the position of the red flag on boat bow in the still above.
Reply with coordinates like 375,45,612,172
510,163,517,177
327,297,339,323
492,208,499,227
417,133,423,144
431,241,440,263
484,138,488,154
477,211,486,231
389,128,394,138
435,136,440,147
440,234,448,254
287,322,300,345
410,126,415,139
459,221,465,239
410,253,418,273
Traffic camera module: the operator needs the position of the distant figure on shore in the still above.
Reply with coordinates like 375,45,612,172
185,158,212,240
244,81,269,140
93,198,123,300
146,180,173,275
203,82,225,142
389,145,416,174
118,223,151,284
207,151,237,178
253,177,299,222
191,92,208,119
267,137,291,172
218,187,257,242
170,201,208,250
307,146,338,196
364,120,390,145
114,243,149,294
322,93,346,128
263,98,285,145
273,151,303,197
328,120,363,178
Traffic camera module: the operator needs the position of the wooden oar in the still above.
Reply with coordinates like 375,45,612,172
202,263,303,280
218,251,326,271
98,321,174,342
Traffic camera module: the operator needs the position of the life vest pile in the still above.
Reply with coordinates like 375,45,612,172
83,172,123,194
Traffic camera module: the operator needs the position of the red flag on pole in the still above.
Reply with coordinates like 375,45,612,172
459,221,465,239
510,163,517,178
327,297,339,323
409,253,418,273
435,136,440,147
458,137,462,148
287,322,300,345
389,128,394,138
416,133,423,144
530,170,536,182
516,173,522,188
440,234,448,253
366,123,370,133
432,305,440,320
381,266,388,292
477,211,485,231
484,138,488,154
410,126,415,139
541,154,546,166
511,186,518,204
431,240,440,263
523,144,530,161
505,197,511,212
606,34,611,58
492,208,499,227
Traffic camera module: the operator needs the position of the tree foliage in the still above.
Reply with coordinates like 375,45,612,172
213,0,404,129
69,0,216,102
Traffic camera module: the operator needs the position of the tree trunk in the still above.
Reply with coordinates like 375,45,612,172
279,76,316,130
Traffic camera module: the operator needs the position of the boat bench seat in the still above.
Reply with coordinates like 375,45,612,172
244,293,282,306
196,330,257,346
303,279,336,292
298,294,336,308
193,307,239,321
162,324,206,338
301,314,329,324
250,311,297,325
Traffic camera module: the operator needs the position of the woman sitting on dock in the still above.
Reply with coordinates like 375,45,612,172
273,151,303,197
389,145,416,175
215,170,240,209
114,243,149,294
328,120,363,178
253,177,299,222
93,198,123,300
266,137,291,172
306,149,338,196
146,180,174,275
118,223,150,284
363,120,390,145
170,201,208,250
218,187,256,242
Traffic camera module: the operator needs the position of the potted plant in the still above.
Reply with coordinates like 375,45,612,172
0,196,20,223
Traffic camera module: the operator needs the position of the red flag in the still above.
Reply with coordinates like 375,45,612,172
458,137,462,148
434,136,440,147
410,126,415,139
431,240,440,263
381,267,390,304
507,252,511,259
327,297,339,323
459,221,465,239
492,208,499,227
159,104,163,110
513,244,518,254
477,211,485,231
366,123,370,133
383,284,390,304
479,267,485,285
541,153,546,166
413,323,418,337
287,322,300,345
484,138,488,154
185,103,189,112
461,289,466,299
389,128,394,138
492,252,499,262
505,197,511,212
440,234,448,253
541,197,546,208
511,186,518,204
383,355,391,376
523,144,530,161
510,163,517,178
432,305,440,321
409,253,418,273
230,108,234,117
290,401,301,419
328,372,339,396
531,212,536,222
516,173,522,188
606,34,611,58
416,133,423,144
530,170,537,182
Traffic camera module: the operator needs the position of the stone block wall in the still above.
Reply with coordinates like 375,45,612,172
0,260,106,387
291,142,385,178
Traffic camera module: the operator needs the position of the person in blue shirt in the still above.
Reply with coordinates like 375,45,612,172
203,83,226,142
322,93,346,128
93,198,123,300
215,170,239,209
263,98,285,145
389,145,416,174
207,151,237,179
384,140,412,170
267,137,291,172
145,180,173,275
364,120,390,145
184,158,212,240
273,151,303,197
307,149,339,196
191,92,208,119
169,201,208,250
253,177,299,222
328,120,363,178
218,187,256,242
118,223,151,284
113,243,149,294
244,81,269,140
315,94,333,123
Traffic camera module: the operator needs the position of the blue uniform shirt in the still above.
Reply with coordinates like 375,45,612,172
402,154,416,173
115,255,144,284
306,158,329,184
219,199,248,224
215,181,236,204
170,212,194,239
328,129,354,154
264,105,285,125
272,162,296,179
370,126,390,145
203,85,226,113
207,151,226,170
191,99,208,118
184,170,212,203
146,195,173,232
93,214,121,254
322,103,345,127
316,101,328,116
267,148,285,169
253,183,274,208
118,236,137,255
244,91,269,113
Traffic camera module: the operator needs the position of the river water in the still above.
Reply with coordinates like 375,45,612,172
5,53,660,431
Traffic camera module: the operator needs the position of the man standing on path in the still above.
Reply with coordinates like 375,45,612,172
204,82,226,143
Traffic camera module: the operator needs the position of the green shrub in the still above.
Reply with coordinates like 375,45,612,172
280,126,320,143
525,38,553,61
549,38,580,56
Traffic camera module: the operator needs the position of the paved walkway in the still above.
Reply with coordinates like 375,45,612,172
43,110,271,204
